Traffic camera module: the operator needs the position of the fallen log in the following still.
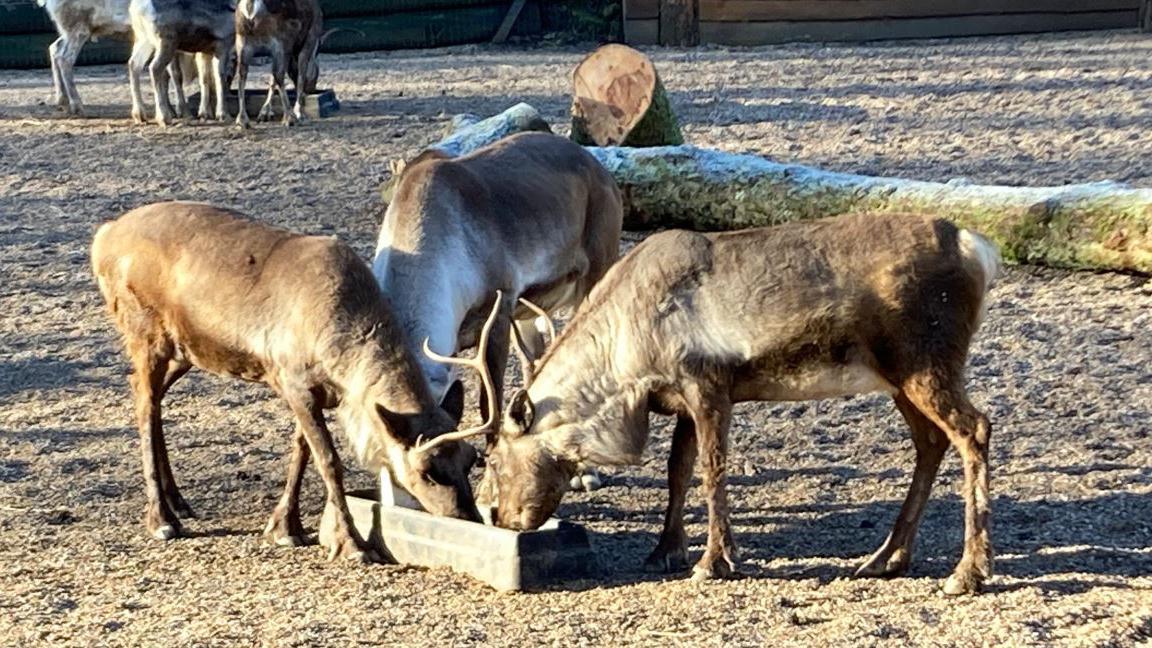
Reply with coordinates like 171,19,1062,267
385,103,1152,274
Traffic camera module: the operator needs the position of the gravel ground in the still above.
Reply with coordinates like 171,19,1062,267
1,30,1151,647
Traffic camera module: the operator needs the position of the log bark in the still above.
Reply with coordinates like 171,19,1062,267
570,44,684,147
387,103,1152,274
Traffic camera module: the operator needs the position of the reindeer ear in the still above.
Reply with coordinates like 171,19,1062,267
439,380,465,427
375,404,412,440
504,389,534,437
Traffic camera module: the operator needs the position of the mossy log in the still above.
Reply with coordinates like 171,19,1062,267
569,44,683,147
388,103,1152,274
593,147,1152,273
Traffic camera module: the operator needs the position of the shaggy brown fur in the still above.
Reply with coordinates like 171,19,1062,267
91,201,480,561
487,212,1001,595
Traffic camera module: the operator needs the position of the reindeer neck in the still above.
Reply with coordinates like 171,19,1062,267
373,240,472,399
527,317,659,467
328,320,435,468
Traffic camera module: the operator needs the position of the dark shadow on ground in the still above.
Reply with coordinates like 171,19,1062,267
557,485,1152,592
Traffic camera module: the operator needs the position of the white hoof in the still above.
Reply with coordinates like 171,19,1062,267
569,471,603,492
152,524,177,541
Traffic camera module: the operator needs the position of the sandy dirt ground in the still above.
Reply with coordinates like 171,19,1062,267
1,30,1150,647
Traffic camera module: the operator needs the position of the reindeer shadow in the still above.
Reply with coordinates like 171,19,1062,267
554,482,1152,593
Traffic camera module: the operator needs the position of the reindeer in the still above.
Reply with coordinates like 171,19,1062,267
372,132,623,497
127,0,235,126
419,212,1002,595
37,0,196,117
91,201,488,561
233,0,323,128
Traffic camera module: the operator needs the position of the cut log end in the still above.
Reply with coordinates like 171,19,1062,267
570,44,683,147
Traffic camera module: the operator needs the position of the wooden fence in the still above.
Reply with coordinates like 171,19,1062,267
625,0,1145,46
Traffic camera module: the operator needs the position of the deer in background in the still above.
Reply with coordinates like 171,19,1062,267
372,131,623,499
233,0,323,128
91,202,485,561
37,0,196,117
127,0,235,125
422,212,1002,595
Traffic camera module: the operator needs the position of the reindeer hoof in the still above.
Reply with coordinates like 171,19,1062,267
569,471,603,492
325,534,379,563
854,548,910,579
942,571,983,596
274,534,307,547
643,547,690,573
151,524,179,541
690,552,738,581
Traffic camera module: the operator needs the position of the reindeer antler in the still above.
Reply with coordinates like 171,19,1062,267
517,297,556,344
414,292,503,454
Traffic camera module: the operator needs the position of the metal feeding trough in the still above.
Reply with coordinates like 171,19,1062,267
185,88,340,119
318,475,598,592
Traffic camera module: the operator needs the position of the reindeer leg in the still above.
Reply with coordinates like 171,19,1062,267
48,36,68,109
129,346,183,540
856,392,948,578
193,53,212,120
211,47,230,122
281,388,376,562
54,30,89,115
170,57,188,118
688,389,738,581
268,41,294,127
263,425,310,546
291,44,311,123
149,41,178,127
644,415,697,572
511,318,543,386
234,37,251,128
128,41,153,124
256,81,277,122
155,361,194,518
903,373,993,595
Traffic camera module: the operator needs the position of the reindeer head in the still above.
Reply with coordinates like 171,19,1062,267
378,381,481,522
415,293,576,530
237,0,268,20
411,292,514,524
483,389,576,530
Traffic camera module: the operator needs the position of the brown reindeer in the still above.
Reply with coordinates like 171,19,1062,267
233,0,323,128
91,201,487,561
419,212,1001,595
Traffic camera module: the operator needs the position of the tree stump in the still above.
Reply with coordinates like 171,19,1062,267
569,44,684,147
